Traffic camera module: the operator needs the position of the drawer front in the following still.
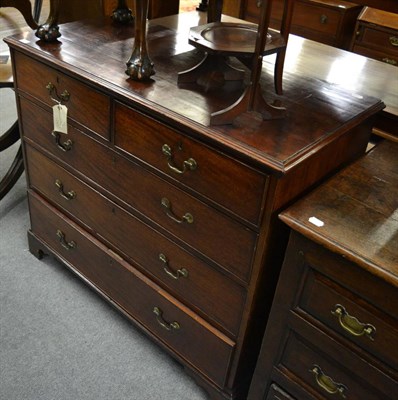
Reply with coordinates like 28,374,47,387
352,44,398,66
292,2,341,36
114,101,267,226
20,97,258,282
298,264,398,372
28,191,234,388
360,27,398,56
14,51,110,139
25,144,246,336
266,384,295,400
280,331,392,400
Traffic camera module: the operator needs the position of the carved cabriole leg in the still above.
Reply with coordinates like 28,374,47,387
125,0,155,81
35,0,60,42
112,0,133,24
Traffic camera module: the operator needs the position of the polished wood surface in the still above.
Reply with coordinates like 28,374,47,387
280,140,398,283
6,11,385,400
249,140,398,399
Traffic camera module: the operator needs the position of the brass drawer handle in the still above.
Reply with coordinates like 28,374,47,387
390,36,398,47
159,253,189,280
382,57,397,66
153,307,180,331
56,229,76,250
256,1,262,7
161,197,194,224
162,144,197,175
310,365,347,398
52,131,73,152
320,14,328,24
46,82,70,103
55,179,76,200
332,304,376,340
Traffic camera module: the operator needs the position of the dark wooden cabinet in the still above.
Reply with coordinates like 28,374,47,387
248,140,398,400
6,12,383,400
351,7,398,66
234,0,363,49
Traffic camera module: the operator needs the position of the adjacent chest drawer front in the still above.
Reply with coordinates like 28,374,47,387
352,44,398,66
266,384,295,400
280,330,393,400
360,26,398,55
28,192,234,388
14,51,110,139
20,97,257,282
114,101,267,226
299,266,398,373
25,145,246,336
292,2,342,37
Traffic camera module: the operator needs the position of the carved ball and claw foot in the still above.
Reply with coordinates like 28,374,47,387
125,0,155,81
112,0,134,24
35,0,60,42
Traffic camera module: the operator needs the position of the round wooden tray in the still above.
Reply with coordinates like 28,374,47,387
189,22,271,55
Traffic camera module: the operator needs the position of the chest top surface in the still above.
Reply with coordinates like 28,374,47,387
5,13,384,173
280,140,398,286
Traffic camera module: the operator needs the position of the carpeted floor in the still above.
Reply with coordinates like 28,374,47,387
0,90,209,399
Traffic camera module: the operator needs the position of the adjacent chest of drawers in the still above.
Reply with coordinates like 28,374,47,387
242,0,362,49
351,7,398,67
248,140,398,399
6,13,384,400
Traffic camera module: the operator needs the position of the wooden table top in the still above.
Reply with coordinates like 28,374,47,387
280,140,398,287
5,12,386,174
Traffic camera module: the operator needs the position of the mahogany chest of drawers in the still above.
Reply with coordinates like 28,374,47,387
248,140,398,399
6,12,383,400
237,0,363,49
351,7,398,67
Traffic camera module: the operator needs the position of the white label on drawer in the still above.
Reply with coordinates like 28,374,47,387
53,104,68,134
309,216,324,227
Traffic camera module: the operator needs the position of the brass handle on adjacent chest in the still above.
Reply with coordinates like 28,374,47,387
55,179,76,200
161,197,194,224
46,82,70,103
332,304,376,340
390,36,398,47
310,365,347,398
320,14,328,24
382,57,397,66
161,144,197,175
56,229,76,250
153,307,180,331
52,131,73,152
159,253,189,280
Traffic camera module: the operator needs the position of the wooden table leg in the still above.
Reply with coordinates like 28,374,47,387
126,0,155,80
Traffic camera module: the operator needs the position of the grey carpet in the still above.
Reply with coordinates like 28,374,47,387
0,88,209,400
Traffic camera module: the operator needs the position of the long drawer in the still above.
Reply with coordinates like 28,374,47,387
25,144,246,336
28,191,235,388
14,51,111,139
114,101,268,227
278,326,395,399
20,96,258,282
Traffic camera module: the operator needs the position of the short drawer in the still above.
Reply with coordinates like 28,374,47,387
291,2,342,36
299,266,398,372
25,144,247,336
114,101,267,227
297,239,398,373
14,51,110,139
20,97,258,282
360,26,398,55
279,329,394,399
28,191,235,388
352,44,398,66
